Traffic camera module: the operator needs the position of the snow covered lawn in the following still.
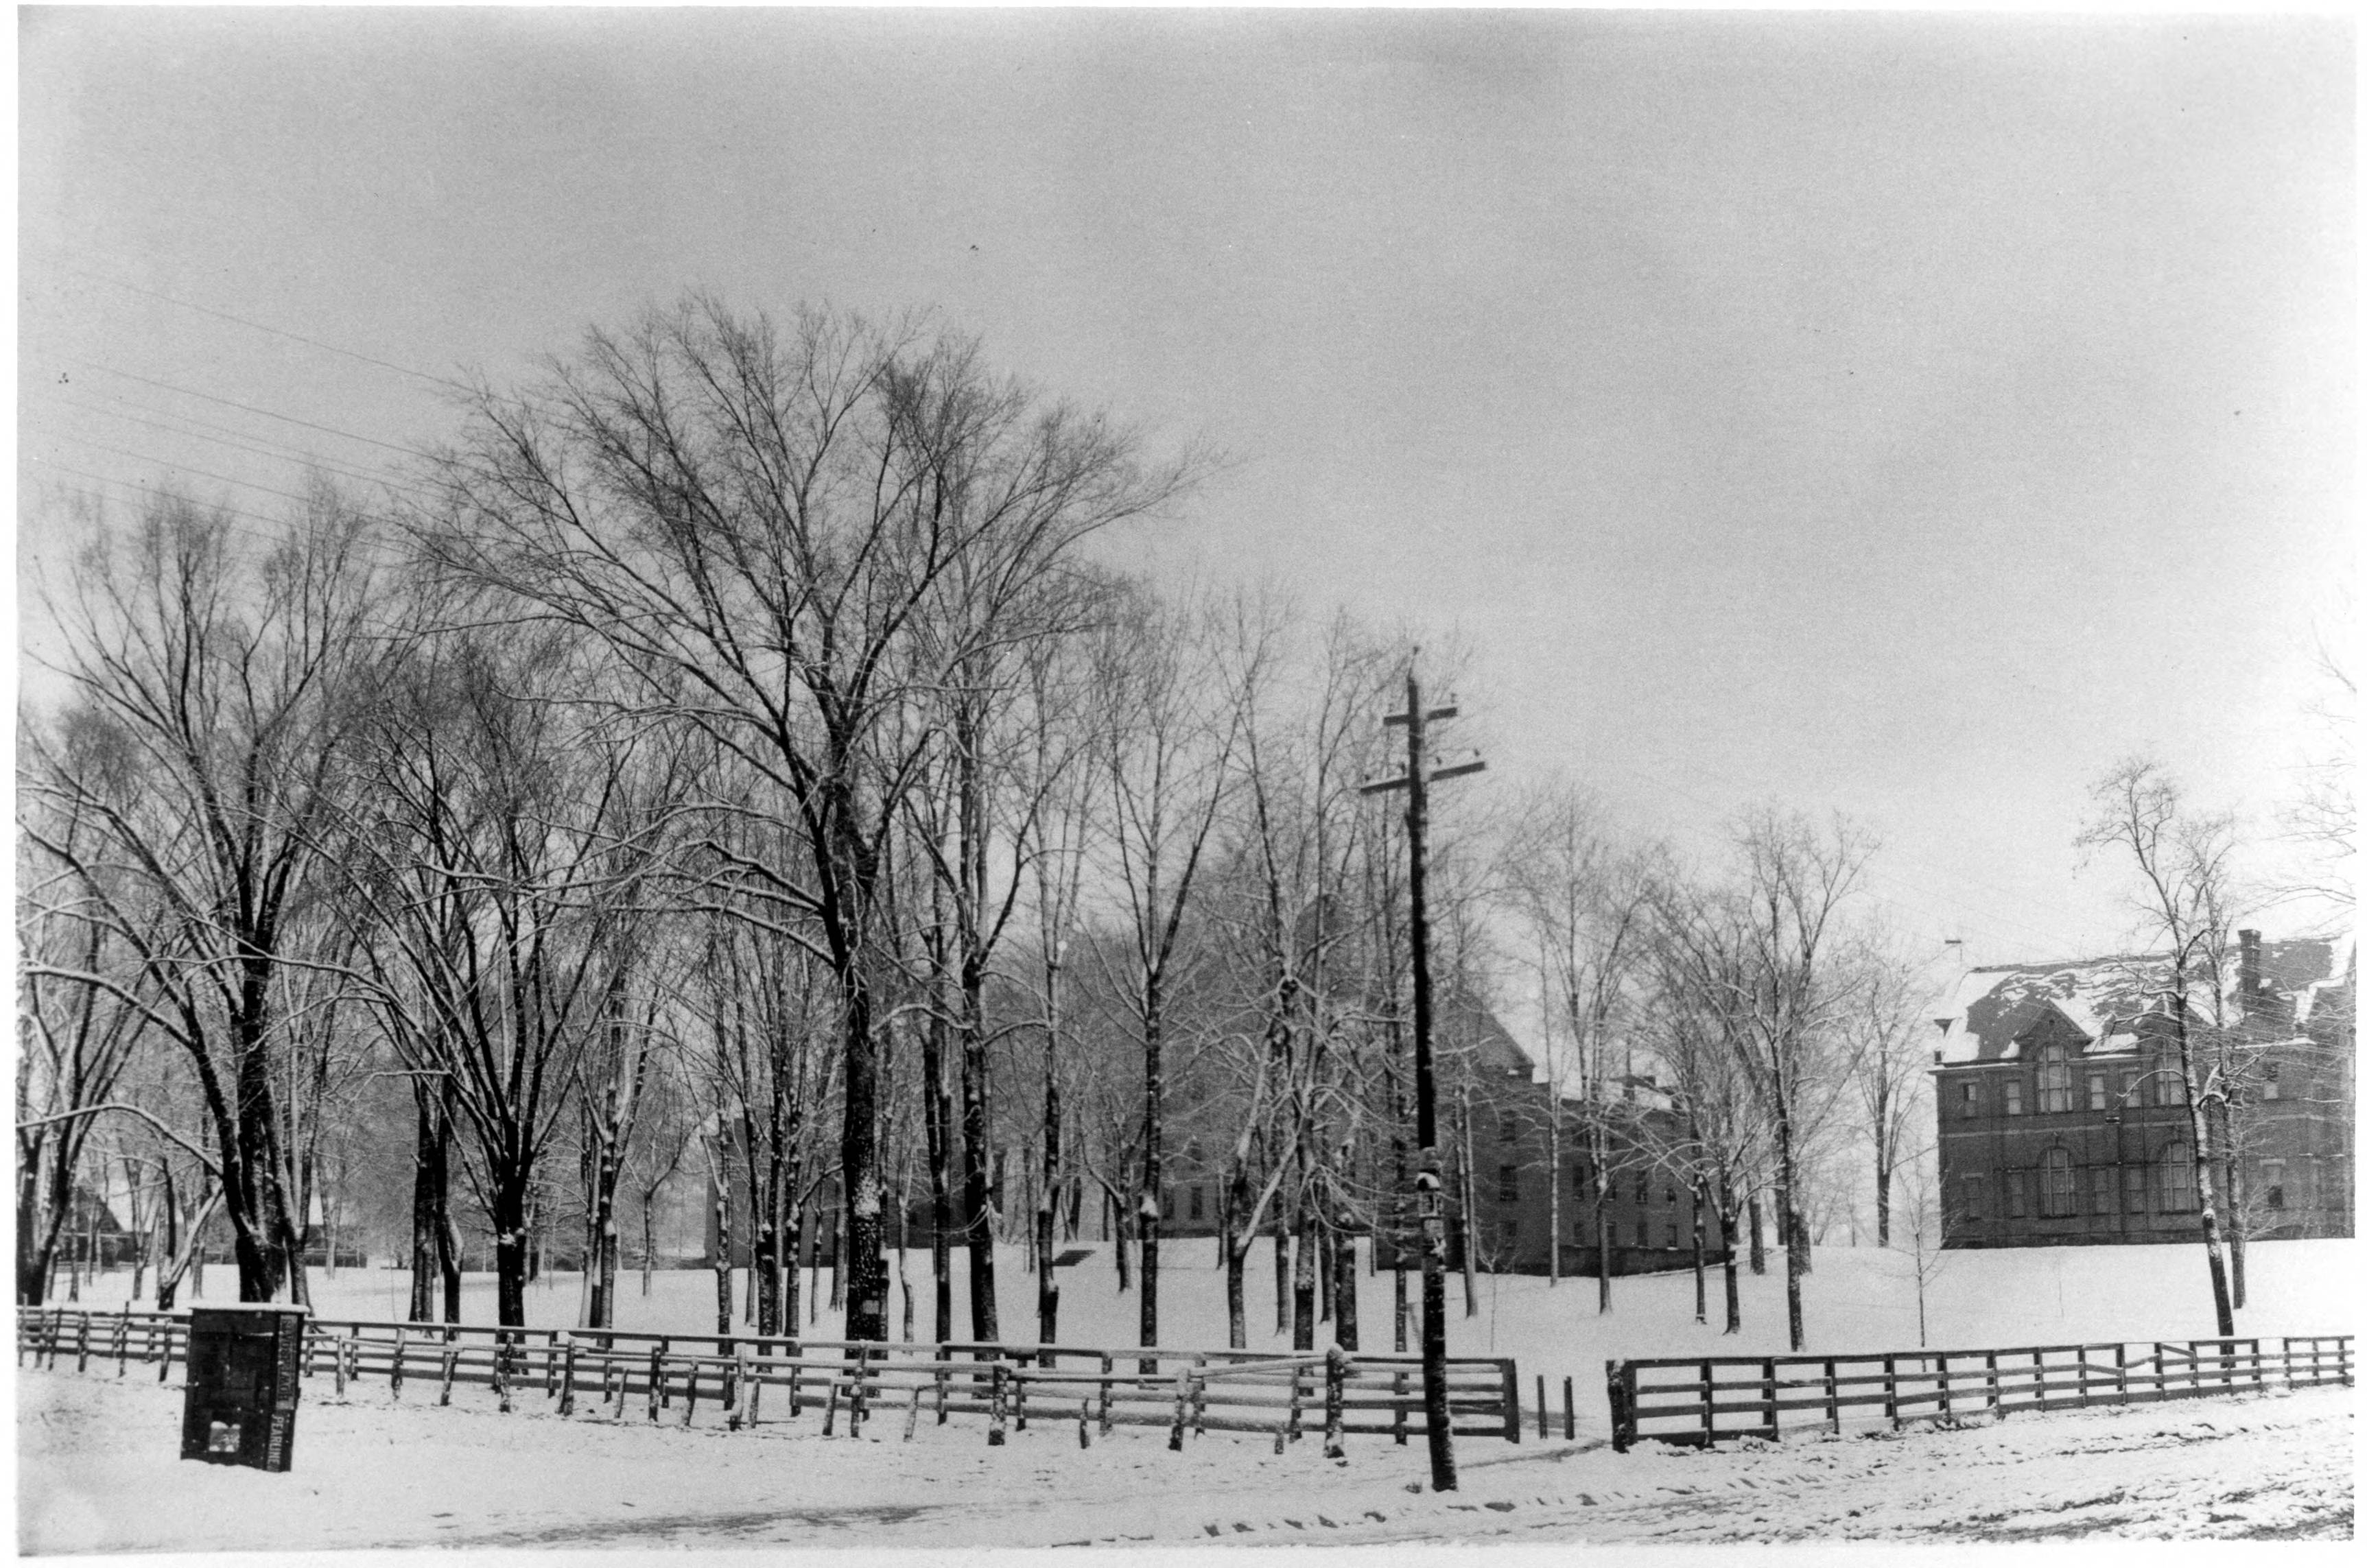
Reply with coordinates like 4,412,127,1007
16,1366,2351,1549
54,1233,2364,1438
24,1237,2357,1547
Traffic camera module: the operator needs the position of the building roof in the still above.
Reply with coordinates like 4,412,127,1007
1931,935,2353,1066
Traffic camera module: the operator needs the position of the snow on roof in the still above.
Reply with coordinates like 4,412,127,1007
1931,936,2351,1066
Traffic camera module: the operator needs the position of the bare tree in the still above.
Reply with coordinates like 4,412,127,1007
2079,757,2248,1337
1846,933,1935,1248
1503,783,1656,1311
427,300,1187,1342
1089,584,1241,1362
20,487,383,1301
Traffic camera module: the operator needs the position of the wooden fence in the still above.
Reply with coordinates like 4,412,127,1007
16,1307,1523,1450
1606,1333,2353,1452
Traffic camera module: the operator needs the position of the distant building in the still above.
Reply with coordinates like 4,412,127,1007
1930,931,2354,1250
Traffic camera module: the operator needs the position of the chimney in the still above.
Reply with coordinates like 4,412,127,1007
2239,929,2262,1000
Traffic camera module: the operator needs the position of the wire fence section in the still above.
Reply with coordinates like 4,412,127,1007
1606,1333,2354,1453
16,1307,1524,1451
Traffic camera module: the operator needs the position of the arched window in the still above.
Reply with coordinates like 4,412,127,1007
2037,1041,2074,1113
2159,1141,2199,1213
2040,1147,2076,1217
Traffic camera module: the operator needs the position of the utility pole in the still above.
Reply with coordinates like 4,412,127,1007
1363,654,1483,1493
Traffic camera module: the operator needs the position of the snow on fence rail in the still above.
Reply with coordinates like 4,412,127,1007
1605,1333,2354,1453
15,1308,1524,1452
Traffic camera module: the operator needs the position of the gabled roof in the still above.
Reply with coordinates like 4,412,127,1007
1931,936,2351,1066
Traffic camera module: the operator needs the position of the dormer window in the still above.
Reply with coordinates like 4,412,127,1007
2037,1041,2074,1113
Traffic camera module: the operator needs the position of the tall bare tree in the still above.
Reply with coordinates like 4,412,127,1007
427,300,1186,1342
2078,756,2248,1337
21,487,382,1300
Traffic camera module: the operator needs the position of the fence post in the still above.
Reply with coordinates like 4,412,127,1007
1765,1357,1781,1438
904,1384,922,1442
1324,1346,1347,1460
1192,1358,1209,1437
392,1329,408,1401
1287,1364,1306,1445
1984,1351,1999,1417
1881,1355,1898,1428
439,1344,457,1406
1500,1359,1521,1444
2113,1342,2126,1405
557,1336,576,1416
1824,1358,1839,1433
1563,1375,1575,1440
1536,1373,1547,1440
1096,1354,1111,1436
683,1364,699,1427
1077,1397,1093,1450
1606,1359,1634,1453
1936,1354,1951,1421
989,1363,1009,1447
116,1310,129,1377
646,1349,663,1423
75,1314,90,1373
1697,1359,1714,1445
159,1318,175,1382
1393,1366,1409,1446
823,1377,841,1437
1166,1368,1187,1452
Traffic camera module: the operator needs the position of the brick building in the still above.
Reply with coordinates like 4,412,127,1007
1931,931,2353,1250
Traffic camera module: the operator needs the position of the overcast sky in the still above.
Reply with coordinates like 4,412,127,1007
15,8,2355,967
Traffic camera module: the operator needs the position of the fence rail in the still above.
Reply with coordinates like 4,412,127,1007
16,1307,1523,1449
1605,1333,2353,1452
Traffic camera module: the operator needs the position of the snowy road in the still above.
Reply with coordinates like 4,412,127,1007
16,1368,2351,1549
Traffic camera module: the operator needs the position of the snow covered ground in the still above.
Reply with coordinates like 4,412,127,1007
49,1233,2364,1430
20,1237,2359,1549
14,1366,2352,1549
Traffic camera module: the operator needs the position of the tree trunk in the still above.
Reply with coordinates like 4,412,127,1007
1291,1198,1317,1351
492,1174,530,1329
1332,1218,1358,1350
1455,1089,1478,1318
409,1082,449,1322
1138,977,1164,1362
921,1008,956,1345
1747,1191,1767,1275
959,967,998,1344
1719,1184,1742,1333
1691,1185,1707,1325
1273,1228,1290,1334
710,1156,732,1338
1037,1069,1061,1346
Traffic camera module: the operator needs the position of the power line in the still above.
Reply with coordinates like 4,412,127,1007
33,252,475,394
30,392,422,501
71,361,442,462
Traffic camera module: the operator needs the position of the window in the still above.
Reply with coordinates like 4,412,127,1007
1665,1223,1680,1248
2123,1163,2147,1214
1960,1174,1985,1222
2262,1062,2281,1102
2087,1073,2108,1111
1571,1163,1588,1196
2160,1141,2198,1213
2004,1078,2025,1117
1498,1113,1520,1145
1188,1186,1205,1222
2040,1148,2075,1217
2005,1169,2029,1218
2158,1070,2189,1107
2088,1165,2114,1215
1959,1080,1980,1117
2261,1160,2286,1209
1664,1178,1679,1204
1497,1164,1520,1204
2038,1043,2074,1113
